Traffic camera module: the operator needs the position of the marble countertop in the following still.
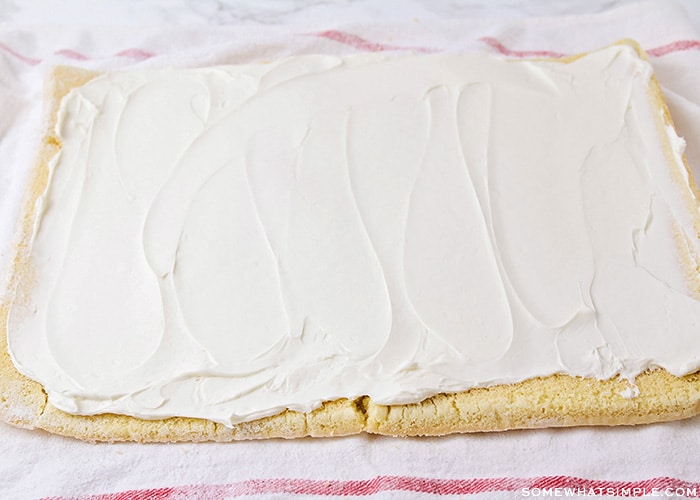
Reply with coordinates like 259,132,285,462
2,0,698,26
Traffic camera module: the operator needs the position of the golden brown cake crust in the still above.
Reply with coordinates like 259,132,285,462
2,42,700,443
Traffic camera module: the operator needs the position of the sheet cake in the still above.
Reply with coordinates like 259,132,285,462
2,40,700,442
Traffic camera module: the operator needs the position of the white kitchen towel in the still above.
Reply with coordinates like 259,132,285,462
2,1,700,499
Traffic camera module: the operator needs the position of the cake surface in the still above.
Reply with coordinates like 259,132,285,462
2,40,700,442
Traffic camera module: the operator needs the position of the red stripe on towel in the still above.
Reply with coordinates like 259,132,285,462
478,36,568,58
479,36,700,59
0,42,41,65
647,39,700,56
2,35,699,67
39,475,700,499
0,45,155,65
113,48,155,60
311,29,434,53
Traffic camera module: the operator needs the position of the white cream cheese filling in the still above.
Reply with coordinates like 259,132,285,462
8,45,700,425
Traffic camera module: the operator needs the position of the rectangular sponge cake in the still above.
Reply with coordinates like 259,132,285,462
2,40,700,442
